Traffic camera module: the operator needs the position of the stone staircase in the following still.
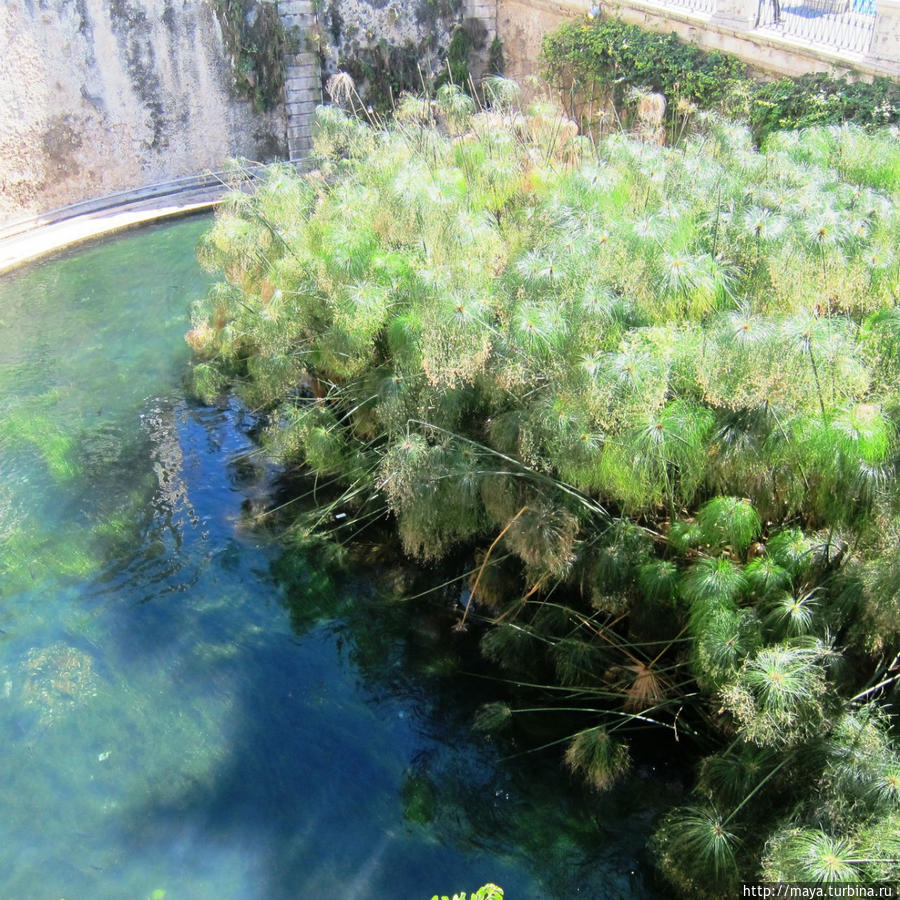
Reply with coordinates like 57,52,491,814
277,0,321,160
464,0,497,79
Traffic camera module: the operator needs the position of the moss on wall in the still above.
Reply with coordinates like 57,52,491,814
488,34,505,75
434,25,472,90
415,0,465,27
108,0,168,149
337,43,427,112
213,0,294,111
318,0,469,112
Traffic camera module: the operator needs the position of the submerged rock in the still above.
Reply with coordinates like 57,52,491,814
21,641,98,724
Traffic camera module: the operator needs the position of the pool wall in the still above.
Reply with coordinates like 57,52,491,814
0,0,285,225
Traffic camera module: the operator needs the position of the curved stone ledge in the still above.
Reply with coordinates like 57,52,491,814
0,180,224,275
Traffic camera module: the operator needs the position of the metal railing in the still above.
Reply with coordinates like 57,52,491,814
755,0,877,53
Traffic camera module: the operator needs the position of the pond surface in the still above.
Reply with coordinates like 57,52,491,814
0,217,675,900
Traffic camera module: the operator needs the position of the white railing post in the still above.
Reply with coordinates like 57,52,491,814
868,0,900,62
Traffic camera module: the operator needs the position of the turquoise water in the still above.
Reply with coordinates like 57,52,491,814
0,218,674,899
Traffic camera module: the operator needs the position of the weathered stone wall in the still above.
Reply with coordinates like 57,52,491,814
280,0,320,159
7,0,894,227
313,0,508,104
0,0,286,225
314,0,464,99
497,0,580,86
464,0,498,78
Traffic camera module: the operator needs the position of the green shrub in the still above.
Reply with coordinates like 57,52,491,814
430,885,503,900
541,19,746,133
435,26,473,90
542,16,900,146
191,94,900,896
751,74,900,145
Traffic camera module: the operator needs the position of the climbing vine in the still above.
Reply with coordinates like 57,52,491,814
213,0,296,111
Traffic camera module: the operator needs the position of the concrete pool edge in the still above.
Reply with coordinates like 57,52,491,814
0,188,223,275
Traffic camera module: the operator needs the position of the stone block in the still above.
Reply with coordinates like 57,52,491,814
286,80,319,96
868,0,900,62
287,105,317,118
711,0,756,29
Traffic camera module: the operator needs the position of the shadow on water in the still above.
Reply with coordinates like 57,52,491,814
0,218,679,900
58,393,676,898
101,403,676,900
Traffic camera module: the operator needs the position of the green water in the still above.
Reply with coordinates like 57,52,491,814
0,218,675,899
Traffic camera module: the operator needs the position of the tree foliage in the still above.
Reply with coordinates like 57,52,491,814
541,18,900,145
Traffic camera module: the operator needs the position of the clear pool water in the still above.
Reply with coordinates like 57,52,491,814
0,217,674,900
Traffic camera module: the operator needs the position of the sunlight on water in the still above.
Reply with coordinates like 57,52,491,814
0,218,670,899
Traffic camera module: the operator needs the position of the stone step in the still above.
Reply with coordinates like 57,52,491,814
285,82,318,97
287,142,311,160
286,98,317,112
285,65,318,78
278,0,318,159
285,99,319,113
285,55,318,67
285,85,319,99
288,97,317,110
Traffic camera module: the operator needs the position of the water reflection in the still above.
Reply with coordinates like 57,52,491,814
0,218,673,900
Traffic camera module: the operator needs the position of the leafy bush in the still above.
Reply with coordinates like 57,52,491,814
541,17,900,145
751,74,900,144
541,19,745,131
191,93,900,893
430,886,503,900
435,26,473,90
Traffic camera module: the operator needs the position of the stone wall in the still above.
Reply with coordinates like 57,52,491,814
280,0,320,159
497,0,580,86
313,0,499,104
464,0,499,78
0,0,286,225
315,0,462,100
5,0,895,227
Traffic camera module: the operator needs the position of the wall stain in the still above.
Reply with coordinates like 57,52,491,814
107,0,169,150
161,0,176,31
80,84,106,112
70,0,97,67
40,114,84,180
1,0,291,219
